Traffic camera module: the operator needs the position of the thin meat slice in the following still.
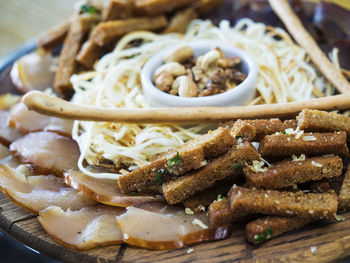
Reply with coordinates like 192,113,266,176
64,170,163,207
259,131,349,157
39,205,123,250
9,102,72,135
10,51,55,94
0,164,95,214
10,131,80,175
246,216,314,245
116,202,231,250
229,186,338,221
244,155,343,189
0,111,23,147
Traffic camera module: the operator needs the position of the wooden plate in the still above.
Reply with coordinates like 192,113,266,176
1,4,350,262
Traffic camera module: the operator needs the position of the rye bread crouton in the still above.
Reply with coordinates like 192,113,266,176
339,164,350,210
245,155,343,189
76,40,105,68
38,20,70,51
297,109,350,137
133,0,195,16
229,186,338,221
162,142,260,205
91,16,167,46
220,119,297,141
103,0,135,21
208,198,233,226
118,127,235,193
259,131,349,157
246,216,313,244
54,16,98,97
163,8,198,34
229,119,256,141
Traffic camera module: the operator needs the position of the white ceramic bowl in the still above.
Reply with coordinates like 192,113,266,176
141,40,258,107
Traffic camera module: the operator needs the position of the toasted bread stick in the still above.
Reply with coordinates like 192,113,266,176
229,119,257,141
246,216,313,244
54,16,98,97
134,0,195,16
91,16,167,46
245,155,343,189
208,198,233,225
76,40,105,68
118,127,235,193
229,186,338,221
339,164,350,210
163,8,198,34
298,109,350,138
38,20,70,51
259,131,349,157
163,142,259,205
309,179,331,194
103,0,135,21
194,0,222,15
220,119,297,141
269,0,350,93
183,178,234,213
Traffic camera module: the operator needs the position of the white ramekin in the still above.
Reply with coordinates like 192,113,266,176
141,40,258,107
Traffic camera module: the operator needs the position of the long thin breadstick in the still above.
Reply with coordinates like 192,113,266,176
22,91,350,123
268,0,350,94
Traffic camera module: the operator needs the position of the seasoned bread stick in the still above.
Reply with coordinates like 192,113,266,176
298,109,350,137
246,216,313,244
245,155,343,189
163,142,259,204
54,16,97,97
38,20,70,51
220,119,297,141
118,127,235,193
339,164,350,210
259,131,349,157
91,16,167,46
229,186,338,221
208,198,233,225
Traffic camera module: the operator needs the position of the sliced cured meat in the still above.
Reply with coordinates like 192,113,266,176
116,202,232,250
10,51,55,94
39,205,123,250
9,102,73,135
10,131,80,175
0,164,95,214
0,111,23,146
64,170,163,207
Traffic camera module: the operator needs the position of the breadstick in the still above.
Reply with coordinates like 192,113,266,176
268,0,350,93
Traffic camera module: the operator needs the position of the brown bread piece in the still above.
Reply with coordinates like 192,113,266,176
133,0,195,16
297,109,350,137
259,131,349,157
163,142,260,205
220,119,297,141
339,164,350,210
229,119,257,141
309,179,331,193
91,16,167,46
54,16,98,97
103,0,135,21
38,20,70,51
246,216,314,245
229,186,338,221
183,179,234,213
118,127,235,193
76,40,105,68
194,0,223,15
163,8,198,34
208,198,233,225
245,155,343,189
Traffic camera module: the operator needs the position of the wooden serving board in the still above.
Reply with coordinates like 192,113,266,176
1,52,350,263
